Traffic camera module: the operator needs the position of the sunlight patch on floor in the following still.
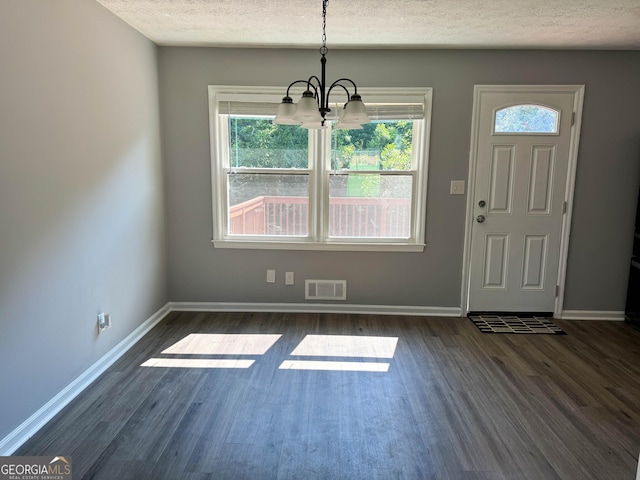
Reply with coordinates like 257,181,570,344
279,360,390,372
162,333,282,355
141,358,255,369
290,335,398,358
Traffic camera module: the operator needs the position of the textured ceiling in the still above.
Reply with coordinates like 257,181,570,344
96,0,640,49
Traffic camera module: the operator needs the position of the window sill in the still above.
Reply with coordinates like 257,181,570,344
212,239,426,252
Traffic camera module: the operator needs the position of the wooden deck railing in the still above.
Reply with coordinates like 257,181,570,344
229,196,411,237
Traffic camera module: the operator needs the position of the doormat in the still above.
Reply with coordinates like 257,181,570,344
468,314,566,335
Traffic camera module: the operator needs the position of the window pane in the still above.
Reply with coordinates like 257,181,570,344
331,121,413,171
494,105,559,133
228,174,309,236
329,174,412,238
229,117,308,168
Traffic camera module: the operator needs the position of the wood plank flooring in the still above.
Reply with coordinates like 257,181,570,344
16,312,640,479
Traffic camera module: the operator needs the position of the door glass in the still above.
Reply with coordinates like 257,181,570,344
494,105,559,134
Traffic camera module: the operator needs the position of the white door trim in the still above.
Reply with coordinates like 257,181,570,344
461,85,585,317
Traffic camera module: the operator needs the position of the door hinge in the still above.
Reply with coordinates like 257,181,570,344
555,285,560,297
571,112,575,126
563,201,567,214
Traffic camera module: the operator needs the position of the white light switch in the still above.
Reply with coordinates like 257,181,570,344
450,180,465,195
266,269,276,283
285,272,294,285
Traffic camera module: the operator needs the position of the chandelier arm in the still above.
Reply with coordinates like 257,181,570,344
285,79,314,97
306,76,322,94
326,82,353,105
328,78,359,96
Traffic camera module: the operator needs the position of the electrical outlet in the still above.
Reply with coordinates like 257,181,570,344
97,312,111,333
285,272,294,285
266,269,276,283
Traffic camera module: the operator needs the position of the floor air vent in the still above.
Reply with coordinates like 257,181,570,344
305,280,347,300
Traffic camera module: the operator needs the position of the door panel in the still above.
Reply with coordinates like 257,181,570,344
468,88,580,313
489,146,515,213
483,234,509,288
527,146,555,214
522,234,547,289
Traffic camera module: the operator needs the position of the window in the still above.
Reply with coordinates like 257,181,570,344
208,86,432,251
494,104,559,134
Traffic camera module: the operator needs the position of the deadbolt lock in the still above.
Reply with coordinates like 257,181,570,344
478,200,486,208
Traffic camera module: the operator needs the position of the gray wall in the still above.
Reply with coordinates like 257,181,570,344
159,48,640,310
0,1,167,441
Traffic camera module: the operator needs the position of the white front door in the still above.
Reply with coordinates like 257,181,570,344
465,86,584,314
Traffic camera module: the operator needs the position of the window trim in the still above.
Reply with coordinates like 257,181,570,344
208,86,433,252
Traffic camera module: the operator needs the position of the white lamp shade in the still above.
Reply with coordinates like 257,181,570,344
294,94,323,122
341,96,370,124
273,101,300,125
334,106,363,129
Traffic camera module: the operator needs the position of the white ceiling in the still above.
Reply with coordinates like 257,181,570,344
96,0,640,50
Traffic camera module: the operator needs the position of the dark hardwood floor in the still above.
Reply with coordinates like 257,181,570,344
16,312,640,479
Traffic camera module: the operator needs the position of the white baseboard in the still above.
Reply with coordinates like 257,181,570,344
0,303,171,456
560,310,625,321
168,301,462,317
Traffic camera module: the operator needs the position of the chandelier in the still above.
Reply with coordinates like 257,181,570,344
273,0,370,130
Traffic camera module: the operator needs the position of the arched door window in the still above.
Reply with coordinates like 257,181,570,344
494,104,559,134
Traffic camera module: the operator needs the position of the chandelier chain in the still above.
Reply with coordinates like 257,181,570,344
321,0,329,54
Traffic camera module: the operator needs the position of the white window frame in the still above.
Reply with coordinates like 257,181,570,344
208,86,433,252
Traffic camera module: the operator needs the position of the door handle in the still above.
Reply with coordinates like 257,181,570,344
476,215,486,223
